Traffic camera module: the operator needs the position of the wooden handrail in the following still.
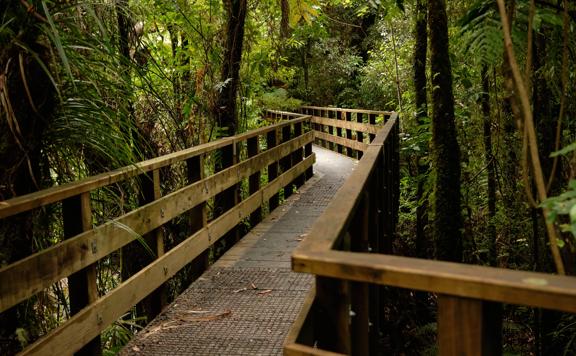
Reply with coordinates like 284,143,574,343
0,114,314,355
0,115,310,219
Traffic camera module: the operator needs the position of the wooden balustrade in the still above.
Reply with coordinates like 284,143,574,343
0,114,314,355
298,106,393,159
284,113,576,356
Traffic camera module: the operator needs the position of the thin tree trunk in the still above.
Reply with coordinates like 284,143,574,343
413,0,428,260
428,0,462,262
481,65,497,266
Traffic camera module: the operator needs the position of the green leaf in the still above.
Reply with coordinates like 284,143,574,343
550,141,576,157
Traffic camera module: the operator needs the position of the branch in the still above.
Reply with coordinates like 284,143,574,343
496,0,565,275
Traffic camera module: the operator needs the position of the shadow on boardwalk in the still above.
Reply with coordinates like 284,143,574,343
121,146,356,356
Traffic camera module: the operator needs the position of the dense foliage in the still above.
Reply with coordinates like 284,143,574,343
1,0,576,354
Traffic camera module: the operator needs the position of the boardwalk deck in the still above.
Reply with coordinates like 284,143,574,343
121,146,356,355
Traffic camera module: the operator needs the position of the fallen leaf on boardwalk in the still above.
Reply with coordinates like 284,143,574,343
184,310,210,314
233,287,248,293
257,289,273,296
132,346,141,352
251,282,257,289
179,309,232,322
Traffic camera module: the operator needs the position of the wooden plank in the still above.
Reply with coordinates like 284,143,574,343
292,250,576,314
0,132,314,312
267,129,280,210
314,131,369,153
247,136,262,227
311,116,381,135
0,116,311,219
20,154,315,356
438,295,502,356
284,289,315,348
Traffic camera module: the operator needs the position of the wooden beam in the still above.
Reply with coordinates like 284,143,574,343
314,131,369,153
20,155,315,356
0,132,314,312
292,250,576,314
311,116,381,135
300,106,393,117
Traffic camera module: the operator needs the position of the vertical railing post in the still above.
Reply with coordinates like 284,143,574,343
327,110,335,151
336,110,343,154
438,296,502,356
247,137,262,227
345,111,354,158
187,155,209,279
315,276,351,354
63,192,101,356
214,142,240,252
267,128,279,210
281,123,294,198
304,117,314,179
356,112,364,159
350,192,370,355
369,113,377,142
293,120,306,188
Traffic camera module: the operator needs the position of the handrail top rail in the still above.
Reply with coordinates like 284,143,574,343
301,106,395,116
0,115,311,219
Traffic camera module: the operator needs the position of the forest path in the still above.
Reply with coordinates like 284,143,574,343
121,146,356,355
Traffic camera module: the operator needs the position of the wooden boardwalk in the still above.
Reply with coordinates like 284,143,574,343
121,146,356,355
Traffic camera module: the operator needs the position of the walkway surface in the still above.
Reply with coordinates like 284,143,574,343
121,146,356,355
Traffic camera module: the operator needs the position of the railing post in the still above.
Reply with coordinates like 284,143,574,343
62,192,101,356
356,113,364,159
336,110,343,154
345,111,355,158
315,277,351,354
281,122,294,198
186,155,209,279
293,121,306,188
369,113,377,142
267,128,279,210
438,296,502,356
214,142,240,250
350,192,370,355
304,118,314,180
247,137,262,226
327,110,335,152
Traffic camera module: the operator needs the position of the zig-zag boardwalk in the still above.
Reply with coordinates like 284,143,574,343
121,146,356,355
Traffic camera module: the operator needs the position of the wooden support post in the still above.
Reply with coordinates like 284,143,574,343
336,111,343,154
356,113,364,159
438,296,502,356
345,111,354,158
214,143,240,252
369,114,377,142
315,277,351,354
281,123,294,198
267,129,279,211
327,110,335,151
351,193,370,356
146,169,166,317
62,193,101,356
293,121,306,188
186,155,209,280
247,137,262,227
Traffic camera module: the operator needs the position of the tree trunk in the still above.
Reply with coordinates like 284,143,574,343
428,0,462,262
413,0,429,260
481,66,497,266
215,0,247,135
